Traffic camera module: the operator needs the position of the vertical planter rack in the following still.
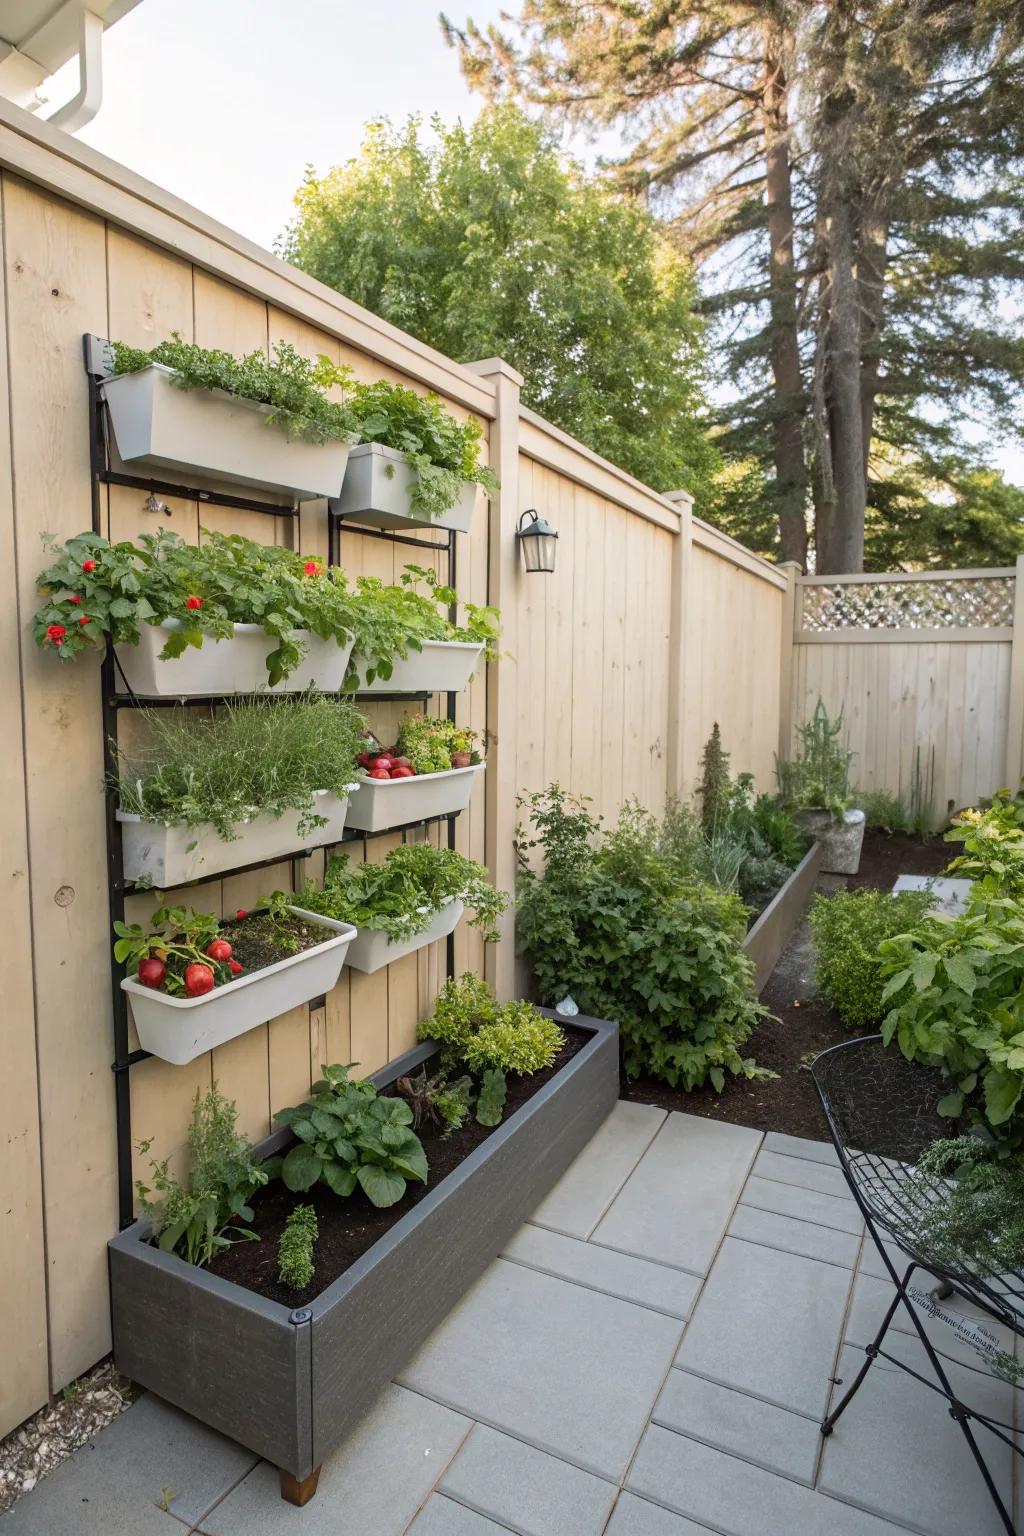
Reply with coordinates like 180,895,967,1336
84,338,475,1231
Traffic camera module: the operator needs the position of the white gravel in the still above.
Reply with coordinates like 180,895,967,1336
0,1360,137,1514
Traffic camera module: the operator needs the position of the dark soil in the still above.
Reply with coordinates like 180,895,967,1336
220,911,328,972
207,1025,590,1304
620,831,951,1141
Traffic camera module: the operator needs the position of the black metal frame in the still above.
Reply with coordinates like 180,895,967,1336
85,336,466,1230
812,1036,1023,1536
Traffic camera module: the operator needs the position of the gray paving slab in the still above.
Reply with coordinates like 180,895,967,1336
604,1491,716,1535
727,1202,861,1269
200,1385,470,1536
399,1257,683,1481
408,1495,510,1535
820,1340,1013,1536
751,1148,853,1201
892,874,972,915
856,1234,906,1281
439,1422,616,1536
762,1130,839,1167
675,1236,853,1419
0,1393,256,1535
626,1424,913,1535
845,1269,1016,1375
653,1369,821,1486
529,1101,667,1239
591,1113,761,1275
740,1174,863,1235
504,1223,700,1320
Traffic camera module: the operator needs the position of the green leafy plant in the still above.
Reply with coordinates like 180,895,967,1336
475,1069,508,1127
698,722,731,834
269,1063,428,1208
516,787,770,1091
945,790,1024,898
113,694,365,840
418,972,563,1077
352,563,501,685
111,334,359,445
853,789,910,835
135,1086,267,1267
288,843,509,944
915,1137,1024,1273
276,1203,319,1291
116,901,319,997
394,715,480,774
776,700,854,818
810,888,932,1029
396,1068,473,1137
349,378,499,517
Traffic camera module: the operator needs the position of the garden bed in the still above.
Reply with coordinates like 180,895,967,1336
742,841,822,992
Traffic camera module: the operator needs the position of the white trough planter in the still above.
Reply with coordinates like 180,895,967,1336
122,907,356,1066
354,639,484,696
333,443,479,532
344,899,464,974
118,788,357,888
344,763,484,834
114,621,354,698
103,365,352,501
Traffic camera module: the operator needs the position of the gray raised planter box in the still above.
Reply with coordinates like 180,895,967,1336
108,1008,618,1505
742,841,823,994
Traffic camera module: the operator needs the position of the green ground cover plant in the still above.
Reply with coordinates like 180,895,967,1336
810,888,933,1030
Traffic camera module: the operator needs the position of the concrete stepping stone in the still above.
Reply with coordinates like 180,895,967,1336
200,1384,470,1536
504,1223,700,1319
628,1424,912,1535
591,1113,762,1275
439,1422,616,1536
675,1237,854,1419
820,1339,1013,1536
653,1369,822,1486
409,1495,509,1535
0,1393,257,1536
399,1257,683,1481
740,1175,863,1235
751,1148,853,1201
892,874,972,915
529,1100,667,1239
605,1490,718,1534
845,1269,1016,1376
728,1203,861,1270
763,1130,839,1167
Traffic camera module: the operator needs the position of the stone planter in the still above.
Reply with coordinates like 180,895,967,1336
107,1009,619,1505
742,842,823,993
333,443,479,532
796,808,866,875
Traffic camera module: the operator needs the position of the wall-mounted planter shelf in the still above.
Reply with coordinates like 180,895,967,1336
108,1009,618,1503
121,907,356,1065
354,639,483,696
341,899,463,974
114,622,354,698
344,763,483,834
333,442,478,532
742,841,823,994
118,788,357,889
103,365,352,501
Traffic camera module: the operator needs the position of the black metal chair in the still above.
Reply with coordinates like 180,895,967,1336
811,1035,1024,1536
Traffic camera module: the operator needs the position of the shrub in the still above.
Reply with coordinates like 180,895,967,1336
277,1204,318,1291
776,700,853,816
945,790,1024,898
854,788,909,835
419,973,563,1076
698,722,731,833
348,379,499,517
810,888,932,1029
516,787,769,1091
915,1138,1024,1273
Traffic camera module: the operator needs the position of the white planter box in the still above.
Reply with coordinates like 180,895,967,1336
344,763,484,834
118,788,356,888
345,899,464,974
103,365,352,501
114,620,354,697
354,639,484,695
122,907,356,1066
334,442,479,532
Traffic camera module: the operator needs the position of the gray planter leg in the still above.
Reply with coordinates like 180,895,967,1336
279,1466,322,1506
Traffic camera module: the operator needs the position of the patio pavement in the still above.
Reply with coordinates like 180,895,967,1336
2,1104,1014,1536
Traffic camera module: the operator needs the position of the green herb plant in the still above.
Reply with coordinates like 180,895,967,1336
396,1069,474,1137
349,378,499,517
776,700,854,819
276,1204,319,1291
475,1069,508,1127
853,789,910,835
135,1086,267,1267
915,1137,1024,1274
352,563,501,685
809,888,933,1030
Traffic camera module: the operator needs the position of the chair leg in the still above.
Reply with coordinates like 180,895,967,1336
279,1466,322,1506
820,1280,903,1436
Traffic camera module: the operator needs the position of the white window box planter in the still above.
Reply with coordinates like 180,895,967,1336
103,365,352,501
118,788,357,888
121,907,356,1066
343,898,464,974
114,620,354,698
333,443,479,532
344,763,484,834
354,639,484,696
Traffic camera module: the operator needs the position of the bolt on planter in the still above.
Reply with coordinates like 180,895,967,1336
309,899,465,974
333,443,479,532
353,639,484,696
114,622,354,698
103,364,353,501
344,763,484,834
108,1009,619,1505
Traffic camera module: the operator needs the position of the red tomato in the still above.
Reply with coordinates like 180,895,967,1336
184,963,215,997
228,959,244,977
369,768,391,781
390,765,414,778
137,956,166,989
205,938,233,963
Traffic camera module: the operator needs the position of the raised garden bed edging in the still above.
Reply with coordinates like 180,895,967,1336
743,841,823,994
107,1007,619,1498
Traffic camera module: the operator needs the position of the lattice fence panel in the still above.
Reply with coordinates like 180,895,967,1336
801,577,1015,632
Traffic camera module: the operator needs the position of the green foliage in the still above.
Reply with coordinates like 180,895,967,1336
915,1138,1024,1273
113,694,364,840
135,1086,267,1267
854,789,910,835
516,787,770,1091
810,889,932,1030
395,715,480,775
349,379,498,516
282,106,715,501
271,1063,428,1209
945,791,1024,899
395,1068,473,1138
776,701,853,817
277,1203,318,1291
115,902,224,994
111,334,358,444
475,1069,508,1127
419,972,563,1078
352,563,500,685
698,723,731,835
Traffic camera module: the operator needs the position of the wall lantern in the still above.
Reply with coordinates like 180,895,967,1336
516,508,558,573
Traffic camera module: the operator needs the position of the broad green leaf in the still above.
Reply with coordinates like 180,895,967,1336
942,956,976,994
322,1160,357,1197
984,1069,1024,1127
881,969,912,1001
911,952,937,991
281,1143,322,1192
936,1092,964,1118
357,1163,407,1208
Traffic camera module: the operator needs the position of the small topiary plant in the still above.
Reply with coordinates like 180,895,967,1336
419,973,564,1076
810,888,933,1030
277,1203,318,1291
